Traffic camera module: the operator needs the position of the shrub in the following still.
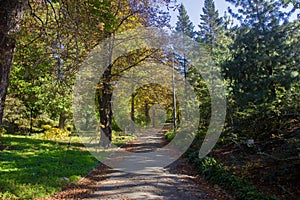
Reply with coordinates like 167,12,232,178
0,127,6,138
41,125,52,130
43,127,70,141
185,150,279,200
164,128,175,142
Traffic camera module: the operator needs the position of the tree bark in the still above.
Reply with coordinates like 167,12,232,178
145,100,150,126
98,66,113,147
97,33,115,147
130,84,135,133
0,0,26,126
30,108,33,133
58,111,68,130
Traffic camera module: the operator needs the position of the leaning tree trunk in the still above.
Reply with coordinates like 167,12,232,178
0,0,26,126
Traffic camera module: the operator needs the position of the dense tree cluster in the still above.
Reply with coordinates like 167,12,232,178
173,0,299,146
0,0,174,138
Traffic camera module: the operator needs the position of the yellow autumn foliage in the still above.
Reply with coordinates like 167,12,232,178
43,127,70,140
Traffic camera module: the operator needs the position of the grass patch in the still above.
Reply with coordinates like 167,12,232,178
0,134,99,199
112,131,135,147
0,131,135,199
0,129,135,199
164,128,175,142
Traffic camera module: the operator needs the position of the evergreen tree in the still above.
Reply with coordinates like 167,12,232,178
174,3,195,78
175,3,195,38
224,0,300,138
197,0,222,55
225,0,298,103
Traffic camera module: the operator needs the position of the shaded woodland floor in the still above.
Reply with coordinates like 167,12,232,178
210,127,300,199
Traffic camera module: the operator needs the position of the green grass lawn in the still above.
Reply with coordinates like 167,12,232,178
0,132,134,199
112,131,135,147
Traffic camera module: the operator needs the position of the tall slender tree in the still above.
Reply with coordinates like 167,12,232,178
197,0,222,55
174,3,195,127
175,3,195,38
174,3,195,80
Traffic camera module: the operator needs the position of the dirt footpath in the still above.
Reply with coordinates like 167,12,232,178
48,128,233,200
90,128,232,200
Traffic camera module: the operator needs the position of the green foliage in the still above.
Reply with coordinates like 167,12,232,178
197,0,233,67
175,3,195,38
222,0,300,139
0,127,6,138
111,119,122,132
9,14,72,132
112,131,135,147
185,150,279,200
3,95,31,133
164,128,175,142
3,95,57,134
197,0,222,50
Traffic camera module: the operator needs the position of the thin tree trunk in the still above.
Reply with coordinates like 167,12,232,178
152,107,156,128
0,0,26,126
58,111,68,130
145,100,150,126
130,90,135,133
172,53,176,131
267,59,276,101
30,108,33,133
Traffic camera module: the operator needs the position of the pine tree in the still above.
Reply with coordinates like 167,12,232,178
223,0,300,138
175,3,195,38
197,0,222,55
174,4,195,128
224,0,298,102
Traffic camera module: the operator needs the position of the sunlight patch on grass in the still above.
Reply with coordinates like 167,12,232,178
112,131,135,147
0,134,100,199
0,131,136,199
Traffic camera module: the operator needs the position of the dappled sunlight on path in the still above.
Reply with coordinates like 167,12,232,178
91,128,213,200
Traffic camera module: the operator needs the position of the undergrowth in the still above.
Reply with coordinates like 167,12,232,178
184,149,279,200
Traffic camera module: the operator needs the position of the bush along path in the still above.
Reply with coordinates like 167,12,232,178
185,150,279,200
47,128,233,200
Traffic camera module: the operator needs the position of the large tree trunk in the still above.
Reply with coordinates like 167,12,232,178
0,0,26,126
98,66,113,147
97,34,115,147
